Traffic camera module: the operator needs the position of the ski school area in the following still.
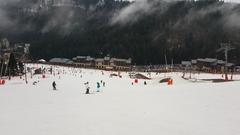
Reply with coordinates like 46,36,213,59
1,63,240,135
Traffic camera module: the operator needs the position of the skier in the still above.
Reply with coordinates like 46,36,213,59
144,81,147,85
103,82,105,87
33,81,37,85
97,82,100,92
52,81,56,90
84,82,90,94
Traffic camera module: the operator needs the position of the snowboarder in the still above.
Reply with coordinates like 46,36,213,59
52,81,56,90
97,82,101,92
84,82,90,94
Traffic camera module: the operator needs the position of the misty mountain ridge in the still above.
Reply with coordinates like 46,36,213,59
0,0,240,65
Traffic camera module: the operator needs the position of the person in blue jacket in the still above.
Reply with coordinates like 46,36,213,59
97,82,100,92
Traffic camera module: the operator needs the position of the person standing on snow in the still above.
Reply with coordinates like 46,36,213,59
52,81,57,90
103,82,105,87
84,82,90,94
97,82,101,92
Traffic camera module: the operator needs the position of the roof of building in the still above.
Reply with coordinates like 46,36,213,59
76,56,87,59
95,58,104,62
197,58,217,63
110,58,132,63
86,56,94,61
72,55,132,64
49,58,73,64
104,56,110,61
181,61,191,66
38,59,46,62
66,60,74,64
73,56,94,61
72,57,77,61
217,60,225,65
188,58,235,67
191,60,197,64
226,63,234,67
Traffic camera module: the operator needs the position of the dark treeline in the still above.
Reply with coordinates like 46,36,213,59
1,0,240,65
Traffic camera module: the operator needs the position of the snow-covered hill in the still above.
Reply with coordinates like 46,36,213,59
1,64,240,135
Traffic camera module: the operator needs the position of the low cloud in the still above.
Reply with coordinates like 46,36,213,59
41,7,76,34
176,2,240,29
0,0,38,32
221,4,240,29
110,0,154,25
0,0,80,35
110,0,179,25
224,12,240,28
111,0,240,30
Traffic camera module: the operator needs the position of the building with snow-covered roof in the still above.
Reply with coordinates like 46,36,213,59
49,58,73,65
72,56,95,67
95,58,104,68
181,61,191,67
181,58,235,73
95,57,131,70
109,58,132,70
72,55,132,70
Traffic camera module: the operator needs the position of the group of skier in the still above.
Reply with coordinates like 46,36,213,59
52,80,106,94
85,80,106,94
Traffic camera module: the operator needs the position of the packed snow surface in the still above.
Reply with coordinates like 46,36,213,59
1,64,240,135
